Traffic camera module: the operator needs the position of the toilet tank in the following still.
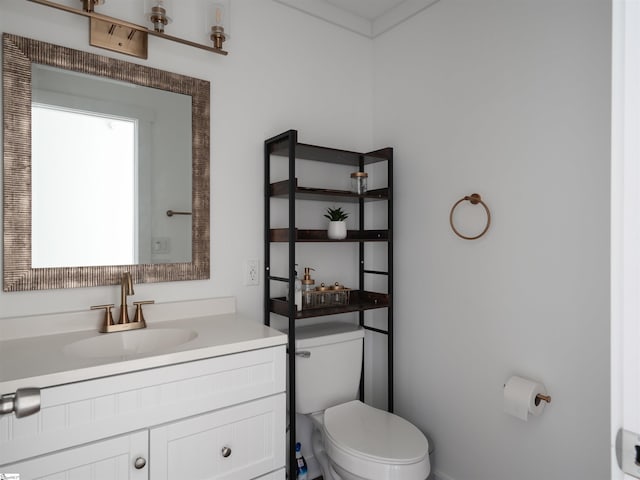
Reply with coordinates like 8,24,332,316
287,321,364,414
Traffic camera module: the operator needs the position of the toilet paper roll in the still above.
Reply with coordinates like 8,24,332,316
503,375,547,421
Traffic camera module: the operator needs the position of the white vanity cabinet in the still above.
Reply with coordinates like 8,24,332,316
0,344,286,480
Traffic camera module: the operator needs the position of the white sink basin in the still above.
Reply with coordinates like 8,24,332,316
64,328,198,358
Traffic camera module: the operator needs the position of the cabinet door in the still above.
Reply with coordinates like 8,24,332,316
2,430,148,480
255,469,285,479
150,394,285,480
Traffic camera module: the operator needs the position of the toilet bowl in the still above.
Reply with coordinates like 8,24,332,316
288,322,430,480
310,401,430,480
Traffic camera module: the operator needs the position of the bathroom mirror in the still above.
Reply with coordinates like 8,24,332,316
3,33,210,291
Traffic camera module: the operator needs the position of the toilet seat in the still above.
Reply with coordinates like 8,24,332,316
322,400,429,480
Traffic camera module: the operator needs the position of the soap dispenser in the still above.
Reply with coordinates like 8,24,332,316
301,267,316,309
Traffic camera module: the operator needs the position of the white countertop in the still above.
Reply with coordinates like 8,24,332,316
0,304,287,394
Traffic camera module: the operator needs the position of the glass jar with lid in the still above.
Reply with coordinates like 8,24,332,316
350,171,368,194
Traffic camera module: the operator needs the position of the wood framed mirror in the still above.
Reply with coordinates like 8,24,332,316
2,33,210,291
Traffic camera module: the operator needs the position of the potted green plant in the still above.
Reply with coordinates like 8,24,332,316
325,207,349,239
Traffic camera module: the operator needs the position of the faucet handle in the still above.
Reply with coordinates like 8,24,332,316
91,304,115,332
132,300,154,326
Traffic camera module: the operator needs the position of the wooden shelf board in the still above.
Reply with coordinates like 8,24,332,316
268,139,392,166
270,179,388,202
270,291,389,319
270,228,388,242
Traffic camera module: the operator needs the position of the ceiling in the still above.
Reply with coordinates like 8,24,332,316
324,0,409,20
273,0,440,38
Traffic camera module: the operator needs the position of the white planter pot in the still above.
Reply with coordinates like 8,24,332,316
327,221,347,240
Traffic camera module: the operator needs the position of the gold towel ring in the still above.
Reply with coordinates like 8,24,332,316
449,193,491,240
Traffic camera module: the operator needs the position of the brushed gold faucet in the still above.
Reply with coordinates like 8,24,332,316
90,272,155,333
119,271,134,324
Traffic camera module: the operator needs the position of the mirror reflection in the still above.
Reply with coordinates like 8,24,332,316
31,64,192,267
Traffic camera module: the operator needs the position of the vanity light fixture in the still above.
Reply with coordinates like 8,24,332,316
27,0,229,59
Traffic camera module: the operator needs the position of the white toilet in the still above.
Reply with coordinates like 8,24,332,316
290,321,430,480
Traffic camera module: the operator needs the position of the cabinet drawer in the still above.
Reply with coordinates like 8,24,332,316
1,346,285,465
150,393,285,480
2,430,148,480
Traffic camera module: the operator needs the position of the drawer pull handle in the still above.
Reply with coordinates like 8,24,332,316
221,446,232,458
0,388,41,418
134,457,147,469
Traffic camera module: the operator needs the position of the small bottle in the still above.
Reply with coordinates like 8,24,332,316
294,268,303,312
286,265,302,312
330,282,346,305
315,282,329,307
301,267,316,309
295,442,308,480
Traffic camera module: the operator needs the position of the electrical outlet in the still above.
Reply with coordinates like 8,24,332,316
151,237,170,254
245,259,259,286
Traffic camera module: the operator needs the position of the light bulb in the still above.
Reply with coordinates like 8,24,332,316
208,2,229,49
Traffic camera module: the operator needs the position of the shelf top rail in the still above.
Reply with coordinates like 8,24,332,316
266,130,392,166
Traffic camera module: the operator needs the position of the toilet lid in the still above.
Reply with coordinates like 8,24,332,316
323,400,429,465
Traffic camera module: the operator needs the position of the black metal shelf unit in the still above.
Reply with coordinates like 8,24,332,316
263,129,393,480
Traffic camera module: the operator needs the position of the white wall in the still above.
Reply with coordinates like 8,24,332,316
373,1,611,479
0,1,614,479
0,0,373,321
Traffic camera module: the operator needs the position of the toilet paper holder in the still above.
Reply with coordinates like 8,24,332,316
503,384,552,406
535,393,552,406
